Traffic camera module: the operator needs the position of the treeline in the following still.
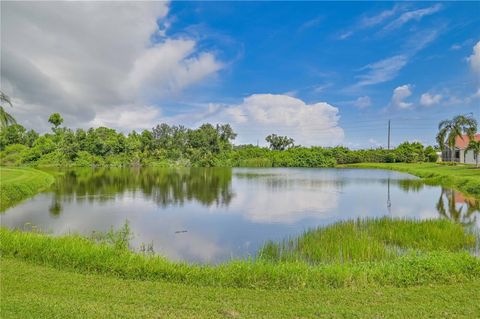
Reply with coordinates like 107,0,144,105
0,114,438,167
213,142,438,167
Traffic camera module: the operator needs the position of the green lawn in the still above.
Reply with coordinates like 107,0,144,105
0,167,54,211
1,258,479,319
342,163,480,199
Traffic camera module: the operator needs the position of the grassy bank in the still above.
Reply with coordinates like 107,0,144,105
2,258,479,319
342,163,480,199
2,218,479,290
0,167,54,211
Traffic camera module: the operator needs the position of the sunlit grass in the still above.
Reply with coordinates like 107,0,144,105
258,218,477,264
0,167,54,211
3,258,480,319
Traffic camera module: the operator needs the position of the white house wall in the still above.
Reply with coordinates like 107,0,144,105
464,149,476,164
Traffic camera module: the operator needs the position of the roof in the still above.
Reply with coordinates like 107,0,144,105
455,134,480,149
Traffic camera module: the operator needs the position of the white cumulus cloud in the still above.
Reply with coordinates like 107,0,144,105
203,94,344,146
468,41,480,74
391,84,413,109
420,93,442,107
1,2,223,132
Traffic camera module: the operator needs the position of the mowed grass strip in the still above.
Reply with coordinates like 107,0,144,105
342,163,480,199
1,258,480,319
0,167,55,211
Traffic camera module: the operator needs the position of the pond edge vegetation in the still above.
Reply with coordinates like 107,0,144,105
1,217,479,290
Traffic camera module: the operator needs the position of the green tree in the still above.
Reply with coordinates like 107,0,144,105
48,113,64,130
0,91,16,128
216,124,237,142
171,125,188,154
0,124,27,149
60,129,79,160
265,134,294,151
84,127,125,156
395,142,425,163
75,128,88,151
188,124,222,153
140,130,154,152
32,135,56,155
436,115,478,159
466,140,480,167
152,123,173,149
126,131,142,154
216,124,237,151
25,130,39,147
424,146,438,163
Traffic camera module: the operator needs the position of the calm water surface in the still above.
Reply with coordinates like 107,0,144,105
2,168,479,263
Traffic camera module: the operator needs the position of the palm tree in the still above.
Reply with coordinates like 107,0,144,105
436,115,478,161
466,140,480,168
0,91,16,128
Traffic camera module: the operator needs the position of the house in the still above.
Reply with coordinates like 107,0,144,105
441,134,480,164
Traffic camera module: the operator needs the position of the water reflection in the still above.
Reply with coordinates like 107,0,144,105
1,167,479,263
436,189,479,226
49,167,234,211
48,198,62,217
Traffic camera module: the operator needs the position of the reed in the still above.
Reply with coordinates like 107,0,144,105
258,218,477,264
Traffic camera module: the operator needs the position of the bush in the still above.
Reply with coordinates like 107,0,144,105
424,146,439,162
0,144,29,166
35,150,70,166
271,147,336,167
73,151,105,167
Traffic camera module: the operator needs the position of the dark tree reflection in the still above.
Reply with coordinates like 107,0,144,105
396,179,426,192
48,198,63,217
50,167,234,212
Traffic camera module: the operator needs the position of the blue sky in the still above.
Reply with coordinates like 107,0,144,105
2,1,480,148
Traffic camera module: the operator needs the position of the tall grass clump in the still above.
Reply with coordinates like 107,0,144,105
258,218,477,264
89,221,133,251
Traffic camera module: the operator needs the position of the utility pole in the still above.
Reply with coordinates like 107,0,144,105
387,119,391,150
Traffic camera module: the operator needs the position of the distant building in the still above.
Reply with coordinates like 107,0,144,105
441,134,480,164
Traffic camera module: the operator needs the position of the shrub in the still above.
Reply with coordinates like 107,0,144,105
0,144,29,166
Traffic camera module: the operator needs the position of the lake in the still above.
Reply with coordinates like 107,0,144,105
2,167,479,263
